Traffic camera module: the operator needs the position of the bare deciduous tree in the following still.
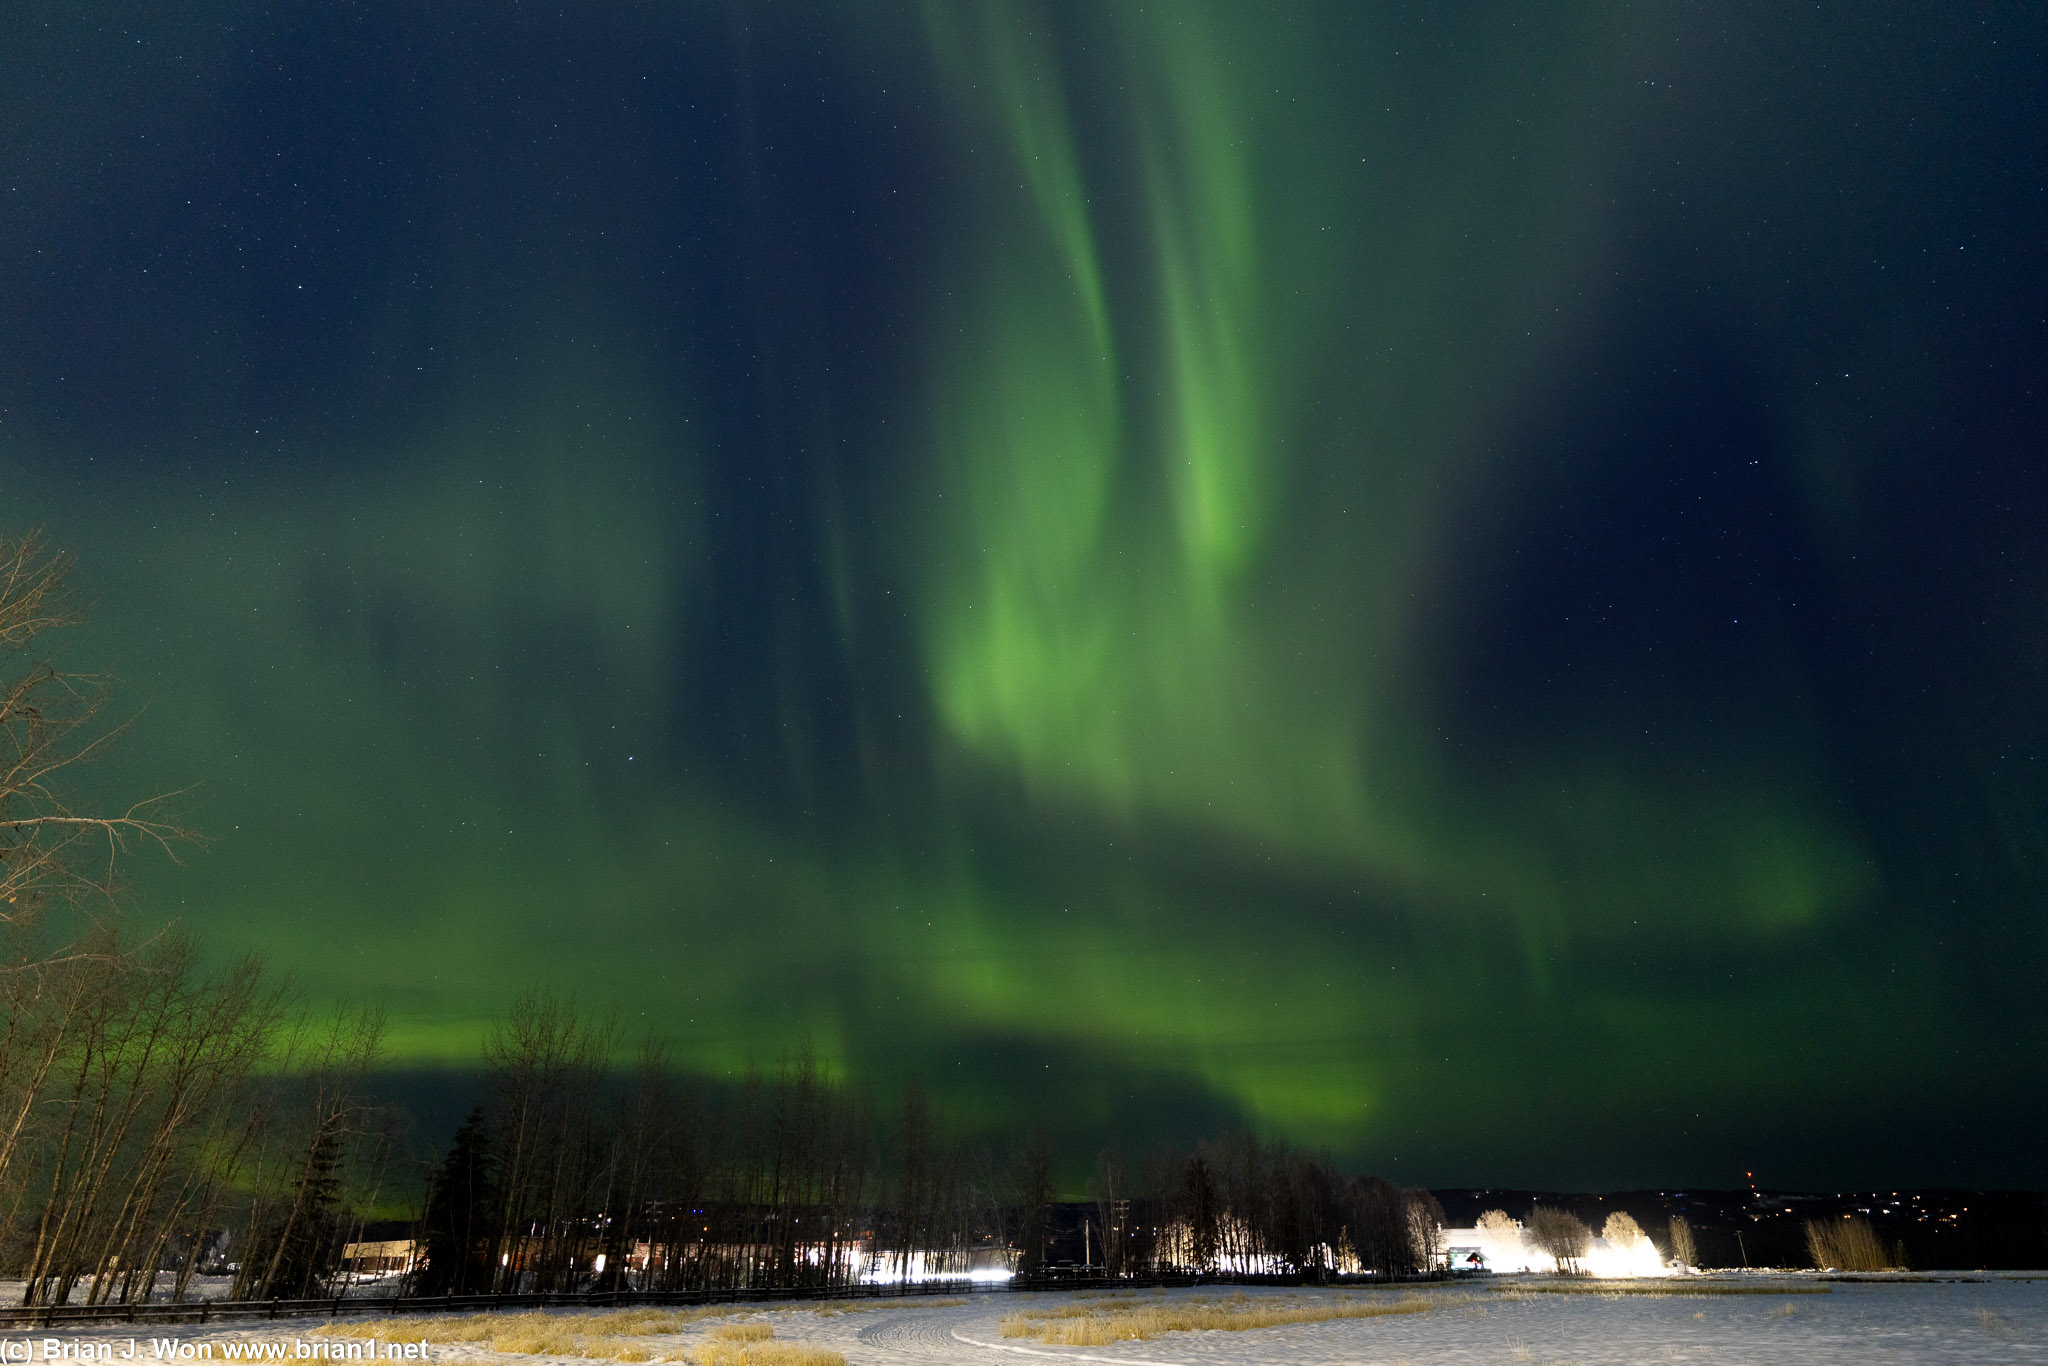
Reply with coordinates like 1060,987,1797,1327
1014,1128,1056,1277
1404,1187,1447,1273
1090,1147,1127,1276
1346,1175,1415,1277
1527,1204,1592,1275
4,931,280,1307
233,1003,387,1301
481,989,617,1293
0,531,197,925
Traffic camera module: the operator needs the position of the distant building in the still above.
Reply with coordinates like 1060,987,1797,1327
1446,1244,1489,1273
341,1239,421,1276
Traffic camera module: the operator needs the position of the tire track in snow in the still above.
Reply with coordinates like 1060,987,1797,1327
853,1306,1186,1364
948,1328,1189,1365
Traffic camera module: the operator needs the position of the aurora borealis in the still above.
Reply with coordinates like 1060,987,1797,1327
4,2,2045,1188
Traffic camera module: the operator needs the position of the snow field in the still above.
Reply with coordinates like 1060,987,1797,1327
7,1277,2045,1366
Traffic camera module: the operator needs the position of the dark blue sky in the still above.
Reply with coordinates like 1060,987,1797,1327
4,2,2045,1187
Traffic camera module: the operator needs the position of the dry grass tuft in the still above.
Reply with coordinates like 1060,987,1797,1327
316,1314,495,1346
998,1292,1430,1345
314,1311,840,1366
315,1307,746,1359
583,1310,737,1336
491,1324,582,1356
1804,1216,1900,1272
685,1338,842,1366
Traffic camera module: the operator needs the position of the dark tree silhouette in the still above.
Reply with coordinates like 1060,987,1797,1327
416,1107,499,1295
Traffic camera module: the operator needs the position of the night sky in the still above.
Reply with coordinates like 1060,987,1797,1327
5,2,2045,1189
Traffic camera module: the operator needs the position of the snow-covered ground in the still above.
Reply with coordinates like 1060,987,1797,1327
6,1278,2046,1365
0,1276,405,1305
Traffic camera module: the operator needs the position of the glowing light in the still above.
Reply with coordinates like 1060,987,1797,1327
857,1250,1014,1285
1457,1223,1672,1278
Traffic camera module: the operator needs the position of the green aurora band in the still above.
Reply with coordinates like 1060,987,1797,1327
3,2,2043,1186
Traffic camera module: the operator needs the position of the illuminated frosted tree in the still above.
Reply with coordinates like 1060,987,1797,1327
1668,1214,1698,1268
1602,1210,1650,1253
1476,1209,1521,1238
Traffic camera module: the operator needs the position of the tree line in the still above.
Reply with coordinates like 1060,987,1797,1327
0,918,400,1306
1129,1134,1445,1280
407,991,1454,1298
0,967,1453,1305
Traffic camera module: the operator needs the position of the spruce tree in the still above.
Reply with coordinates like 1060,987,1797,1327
416,1107,499,1295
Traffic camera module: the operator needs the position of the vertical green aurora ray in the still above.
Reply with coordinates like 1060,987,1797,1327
1135,14,1268,594
919,5,1127,796
907,2,1876,1132
919,6,1348,828
911,6,1400,1124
